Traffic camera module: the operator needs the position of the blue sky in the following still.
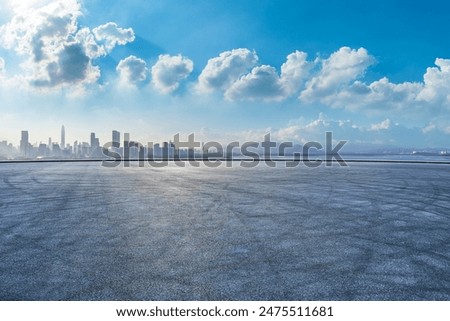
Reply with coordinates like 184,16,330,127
1,0,450,150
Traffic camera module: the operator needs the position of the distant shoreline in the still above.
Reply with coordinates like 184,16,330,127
1,158,450,165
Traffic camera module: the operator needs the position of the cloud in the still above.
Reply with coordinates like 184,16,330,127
197,48,258,93
0,0,135,90
422,123,436,134
280,50,312,95
293,47,432,112
116,55,148,85
369,119,391,131
0,57,4,74
2,0,55,14
306,75,424,112
271,114,450,149
151,54,193,93
295,55,450,115
359,78,421,108
0,0,98,88
75,27,106,59
224,51,312,101
300,47,375,103
92,22,135,52
417,58,450,104
272,113,362,144
31,42,100,87
224,65,285,101
0,0,81,57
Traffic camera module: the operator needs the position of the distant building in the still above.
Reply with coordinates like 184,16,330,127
61,125,65,149
112,130,120,148
38,144,49,157
52,143,61,157
153,143,161,158
73,140,78,156
20,130,29,156
161,142,174,158
90,132,99,149
162,142,169,158
81,142,89,157
0,140,15,159
89,133,101,157
90,133,95,148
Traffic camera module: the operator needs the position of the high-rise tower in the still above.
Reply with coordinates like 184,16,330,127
112,130,120,148
61,125,65,149
90,133,100,149
20,130,29,156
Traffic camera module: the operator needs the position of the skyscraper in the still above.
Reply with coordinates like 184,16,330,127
90,133,99,149
112,130,120,148
20,130,29,156
61,125,65,149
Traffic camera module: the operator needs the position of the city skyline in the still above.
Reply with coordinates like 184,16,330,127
1,1,450,149
2,126,206,160
2,124,450,162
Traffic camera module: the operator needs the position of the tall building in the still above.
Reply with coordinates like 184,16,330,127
20,130,29,156
124,133,130,148
61,125,65,149
90,132,99,149
162,142,169,158
112,130,120,148
73,140,78,156
123,133,130,159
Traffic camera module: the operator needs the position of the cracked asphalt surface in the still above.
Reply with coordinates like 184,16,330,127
0,162,449,300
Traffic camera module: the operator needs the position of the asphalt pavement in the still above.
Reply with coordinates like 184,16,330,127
0,162,449,300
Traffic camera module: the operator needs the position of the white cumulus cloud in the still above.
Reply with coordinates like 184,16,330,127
294,47,430,112
0,0,99,88
417,58,450,104
329,78,422,110
0,0,136,90
0,0,81,58
117,55,148,86
310,57,450,113
197,48,258,93
300,47,375,102
280,50,312,95
225,65,285,101
199,49,311,101
93,22,135,52
75,27,106,59
151,54,193,93
31,42,100,87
